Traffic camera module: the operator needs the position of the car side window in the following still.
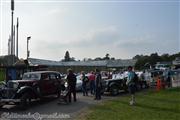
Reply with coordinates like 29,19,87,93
41,73,50,80
49,73,56,80
56,74,61,80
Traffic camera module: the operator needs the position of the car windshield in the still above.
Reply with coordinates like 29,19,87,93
22,73,41,80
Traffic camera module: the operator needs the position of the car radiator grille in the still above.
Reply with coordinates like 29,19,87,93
0,88,16,99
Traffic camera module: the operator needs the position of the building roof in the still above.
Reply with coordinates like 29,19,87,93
107,59,137,67
27,58,136,68
28,58,63,66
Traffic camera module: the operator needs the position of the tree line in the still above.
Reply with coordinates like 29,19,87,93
61,51,115,62
1,51,179,69
61,51,180,70
133,52,180,70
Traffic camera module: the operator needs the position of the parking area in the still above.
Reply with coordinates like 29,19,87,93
0,92,117,120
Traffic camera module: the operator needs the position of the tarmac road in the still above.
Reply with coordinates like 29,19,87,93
0,92,117,120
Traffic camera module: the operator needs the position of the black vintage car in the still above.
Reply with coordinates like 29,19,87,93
0,71,61,109
102,78,128,96
102,74,149,96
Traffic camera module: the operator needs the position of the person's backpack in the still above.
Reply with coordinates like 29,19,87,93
85,77,89,83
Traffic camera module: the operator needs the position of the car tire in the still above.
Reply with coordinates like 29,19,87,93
19,93,31,110
110,85,119,96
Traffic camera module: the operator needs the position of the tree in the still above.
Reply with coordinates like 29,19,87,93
161,54,170,61
64,51,70,61
133,52,180,70
110,57,115,60
94,57,102,61
103,53,110,60
70,57,76,61
133,54,143,60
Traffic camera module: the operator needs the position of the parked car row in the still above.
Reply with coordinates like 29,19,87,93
0,70,152,109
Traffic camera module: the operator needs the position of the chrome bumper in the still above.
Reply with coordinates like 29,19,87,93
0,99,21,103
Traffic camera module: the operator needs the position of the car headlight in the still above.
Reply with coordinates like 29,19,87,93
65,82,68,88
13,82,19,89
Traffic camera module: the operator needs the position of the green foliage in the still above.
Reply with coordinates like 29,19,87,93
134,52,180,70
0,69,5,81
62,51,76,62
64,51,71,61
103,53,110,60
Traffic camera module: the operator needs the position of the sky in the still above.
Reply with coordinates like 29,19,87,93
0,0,179,61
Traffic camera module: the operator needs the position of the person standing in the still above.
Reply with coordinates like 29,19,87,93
67,69,77,102
94,69,102,100
81,72,88,96
166,71,171,88
126,66,136,105
89,71,96,95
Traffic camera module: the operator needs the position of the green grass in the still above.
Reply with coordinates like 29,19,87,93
83,88,180,120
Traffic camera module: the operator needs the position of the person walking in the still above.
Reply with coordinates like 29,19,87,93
167,71,171,88
67,69,77,103
94,69,102,100
89,71,96,95
126,66,136,105
81,72,89,96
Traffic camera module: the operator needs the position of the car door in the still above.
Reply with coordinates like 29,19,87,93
49,73,59,94
40,73,52,95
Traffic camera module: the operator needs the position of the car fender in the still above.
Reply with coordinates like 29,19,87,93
109,82,119,88
14,86,38,99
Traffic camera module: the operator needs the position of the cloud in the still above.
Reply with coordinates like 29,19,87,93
29,26,122,60
45,8,68,16
116,34,179,56
72,26,120,47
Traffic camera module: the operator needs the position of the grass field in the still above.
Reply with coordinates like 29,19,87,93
82,88,180,120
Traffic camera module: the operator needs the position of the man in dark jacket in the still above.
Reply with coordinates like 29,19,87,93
81,72,88,96
94,69,102,100
67,69,77,102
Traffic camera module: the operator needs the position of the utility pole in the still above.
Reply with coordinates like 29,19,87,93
11,0,14,55
16,17,19,58
13,25,15,55
11,0,14,64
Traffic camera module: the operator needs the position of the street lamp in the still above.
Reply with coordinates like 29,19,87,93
27,36,31,59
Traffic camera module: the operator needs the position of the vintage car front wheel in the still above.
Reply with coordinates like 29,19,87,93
110,84,119,96
19,93,31,110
